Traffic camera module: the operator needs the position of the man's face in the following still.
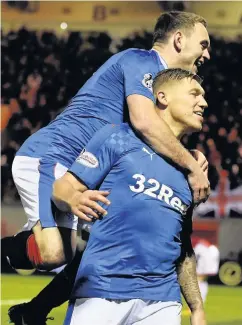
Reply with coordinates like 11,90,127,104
166,78,208,133
180,23,210,73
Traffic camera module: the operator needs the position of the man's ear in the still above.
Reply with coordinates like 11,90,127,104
173,30,184,53
156,91,168,108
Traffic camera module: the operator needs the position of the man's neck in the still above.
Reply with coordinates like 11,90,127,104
152,43,179,70
158,112,186,140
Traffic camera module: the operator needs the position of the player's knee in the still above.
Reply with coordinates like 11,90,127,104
32,223,75,269
25,233,65,270
38,236,75,269
40,246,67,270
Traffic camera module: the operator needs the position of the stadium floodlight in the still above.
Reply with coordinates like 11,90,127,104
60,22,68,30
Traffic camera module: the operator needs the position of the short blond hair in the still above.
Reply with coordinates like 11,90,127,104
153,68,202,96
153,11,207,44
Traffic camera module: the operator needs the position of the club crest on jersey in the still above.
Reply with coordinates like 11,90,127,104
142,73,153,92
76,149,99,168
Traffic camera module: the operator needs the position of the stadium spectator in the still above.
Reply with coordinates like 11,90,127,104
193,238,220,302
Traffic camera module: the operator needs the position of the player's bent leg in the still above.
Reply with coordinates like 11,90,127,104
32,222,77,270
133,301,182,325
2,224,77,271
8,156,77,270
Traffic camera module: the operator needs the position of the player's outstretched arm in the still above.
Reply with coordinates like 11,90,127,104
127,94,210,205
52,172,110,222
177,220,206,325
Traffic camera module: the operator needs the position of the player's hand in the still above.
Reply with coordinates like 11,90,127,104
190,150,208,174
69,190,110,222
188,164,210,205
190,309,207,325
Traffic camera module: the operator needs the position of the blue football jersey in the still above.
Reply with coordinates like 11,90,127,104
69,123,192,302
17,49,167,168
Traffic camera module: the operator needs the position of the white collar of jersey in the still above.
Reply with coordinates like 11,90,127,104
151,49,168,69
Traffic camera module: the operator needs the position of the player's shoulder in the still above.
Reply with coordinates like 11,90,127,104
100,123,133,152
123,48,152,56
117,48,153,63
103,123,131,141
91,123,130,145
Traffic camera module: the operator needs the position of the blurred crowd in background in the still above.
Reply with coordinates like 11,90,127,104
1,27,242,202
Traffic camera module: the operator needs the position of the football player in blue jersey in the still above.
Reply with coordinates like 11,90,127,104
55,68,207,325
6,11,211,325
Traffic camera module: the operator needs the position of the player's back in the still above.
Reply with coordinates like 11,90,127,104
17,48,166,168
59,48,163,122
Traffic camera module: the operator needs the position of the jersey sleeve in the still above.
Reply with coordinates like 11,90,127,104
69,124,125,189
119,50,155,102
